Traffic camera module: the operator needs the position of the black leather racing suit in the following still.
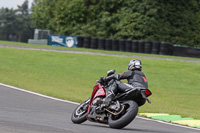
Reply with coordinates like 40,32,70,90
106,70,148,94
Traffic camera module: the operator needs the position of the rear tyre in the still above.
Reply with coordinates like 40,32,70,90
71,100,89,124
108,100,138,129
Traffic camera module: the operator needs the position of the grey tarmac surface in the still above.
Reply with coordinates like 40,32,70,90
0,84,200,133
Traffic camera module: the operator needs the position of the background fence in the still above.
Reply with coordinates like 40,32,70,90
77,36,200,58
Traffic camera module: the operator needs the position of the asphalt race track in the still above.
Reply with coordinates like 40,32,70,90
0,84,199,133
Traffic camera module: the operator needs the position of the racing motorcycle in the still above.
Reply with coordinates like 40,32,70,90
71,70,152,129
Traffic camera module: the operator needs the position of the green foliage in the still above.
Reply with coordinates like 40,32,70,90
0,0,33,42
32,0,200,47
0,8,16,40
31,0,57,30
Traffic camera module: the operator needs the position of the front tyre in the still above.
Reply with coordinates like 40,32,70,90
108,100,138,129
71,99,89,124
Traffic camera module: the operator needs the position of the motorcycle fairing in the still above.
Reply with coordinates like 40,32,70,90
86,83,106,118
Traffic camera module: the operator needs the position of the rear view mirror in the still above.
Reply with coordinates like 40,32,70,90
107,69,115,76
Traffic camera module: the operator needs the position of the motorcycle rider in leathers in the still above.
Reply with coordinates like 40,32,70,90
101,59,148,106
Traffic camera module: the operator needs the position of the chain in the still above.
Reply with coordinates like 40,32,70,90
105,105,125,116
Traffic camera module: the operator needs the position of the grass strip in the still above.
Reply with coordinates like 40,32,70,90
0,46,200,119
151,115,194,122
172,120,200,127
139,113,199,128
139,113,169,117
1,40,200,61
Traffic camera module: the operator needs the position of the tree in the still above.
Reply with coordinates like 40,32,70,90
31,0,57,31
0,8,17,41
0,0,33,42
15,0,33,42
31,0,200,47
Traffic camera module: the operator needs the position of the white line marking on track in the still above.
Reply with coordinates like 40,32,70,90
0,83,200,131
0,83,79,105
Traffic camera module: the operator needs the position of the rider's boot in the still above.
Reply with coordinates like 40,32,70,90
102,90,115,106
102,81,118,107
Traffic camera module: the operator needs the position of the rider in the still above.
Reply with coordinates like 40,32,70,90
102,59,148,106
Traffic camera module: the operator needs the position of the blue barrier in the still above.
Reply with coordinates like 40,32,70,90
48,35,77,48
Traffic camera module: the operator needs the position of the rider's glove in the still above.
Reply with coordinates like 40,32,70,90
99,74,120,83
113,74,119,80
105,74,119,81
99,77,106,83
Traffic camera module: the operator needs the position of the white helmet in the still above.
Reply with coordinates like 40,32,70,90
128,59,142,71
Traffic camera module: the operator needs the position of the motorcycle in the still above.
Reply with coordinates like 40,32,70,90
71,69,152,129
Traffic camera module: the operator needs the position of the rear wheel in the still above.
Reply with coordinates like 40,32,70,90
71,99,89,124
108,100,138,129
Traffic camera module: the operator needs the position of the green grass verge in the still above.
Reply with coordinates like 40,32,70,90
1,40,200,61
0,41,200,120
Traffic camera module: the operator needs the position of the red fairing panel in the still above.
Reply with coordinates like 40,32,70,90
93,84,106,99
86,83,106,118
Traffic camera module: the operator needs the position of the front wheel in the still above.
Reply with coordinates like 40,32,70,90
71,99,89,124
108,100,138,129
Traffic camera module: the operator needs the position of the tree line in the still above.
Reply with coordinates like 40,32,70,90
0,0,33,42
1,0,200,47
31,0,200,47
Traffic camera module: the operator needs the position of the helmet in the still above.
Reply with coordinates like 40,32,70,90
128,59,142,71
